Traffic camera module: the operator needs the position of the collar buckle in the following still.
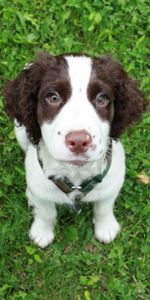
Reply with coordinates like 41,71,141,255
71,185,82,190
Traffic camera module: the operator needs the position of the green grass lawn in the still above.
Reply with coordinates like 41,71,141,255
0,0,150,299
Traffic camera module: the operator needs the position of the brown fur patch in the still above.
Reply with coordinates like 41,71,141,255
4,52,71,144
92,56,147,137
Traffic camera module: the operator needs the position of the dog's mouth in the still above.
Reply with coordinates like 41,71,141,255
66,160,89,166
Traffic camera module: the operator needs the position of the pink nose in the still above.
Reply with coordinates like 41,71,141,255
65,130,92,154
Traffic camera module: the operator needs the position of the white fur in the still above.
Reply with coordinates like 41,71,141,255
15,56,125,248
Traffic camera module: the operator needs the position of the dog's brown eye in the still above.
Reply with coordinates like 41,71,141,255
45,93,60,104
96,93,109,107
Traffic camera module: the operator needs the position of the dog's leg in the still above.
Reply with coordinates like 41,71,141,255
93,198,120,244
29,200,57,248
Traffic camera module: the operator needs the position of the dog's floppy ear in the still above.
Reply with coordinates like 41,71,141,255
4,61,42,144
99,56,147,138
4,52,55,144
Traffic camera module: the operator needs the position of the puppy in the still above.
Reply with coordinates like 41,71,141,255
4,52,146,248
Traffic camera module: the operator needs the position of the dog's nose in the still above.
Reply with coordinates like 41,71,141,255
65,130,92,154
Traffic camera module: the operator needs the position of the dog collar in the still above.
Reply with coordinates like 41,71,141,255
37,138,113,213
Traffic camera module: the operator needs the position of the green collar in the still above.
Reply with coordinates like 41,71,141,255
37,138,113,213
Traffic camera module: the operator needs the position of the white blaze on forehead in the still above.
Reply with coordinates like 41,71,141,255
65,56,92,99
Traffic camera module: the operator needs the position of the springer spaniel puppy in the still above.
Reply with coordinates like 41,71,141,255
4,52,146,248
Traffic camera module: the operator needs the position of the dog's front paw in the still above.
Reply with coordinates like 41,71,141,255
94,216,120,244
29,219,54,248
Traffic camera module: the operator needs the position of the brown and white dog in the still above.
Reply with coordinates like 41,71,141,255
4,52,146,248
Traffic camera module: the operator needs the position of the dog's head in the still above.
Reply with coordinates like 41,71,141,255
4,52,146,165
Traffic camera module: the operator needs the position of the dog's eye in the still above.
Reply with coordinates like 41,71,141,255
45,92,60,104
96,93,109,107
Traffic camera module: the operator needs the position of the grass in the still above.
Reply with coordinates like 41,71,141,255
0,0,150,299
